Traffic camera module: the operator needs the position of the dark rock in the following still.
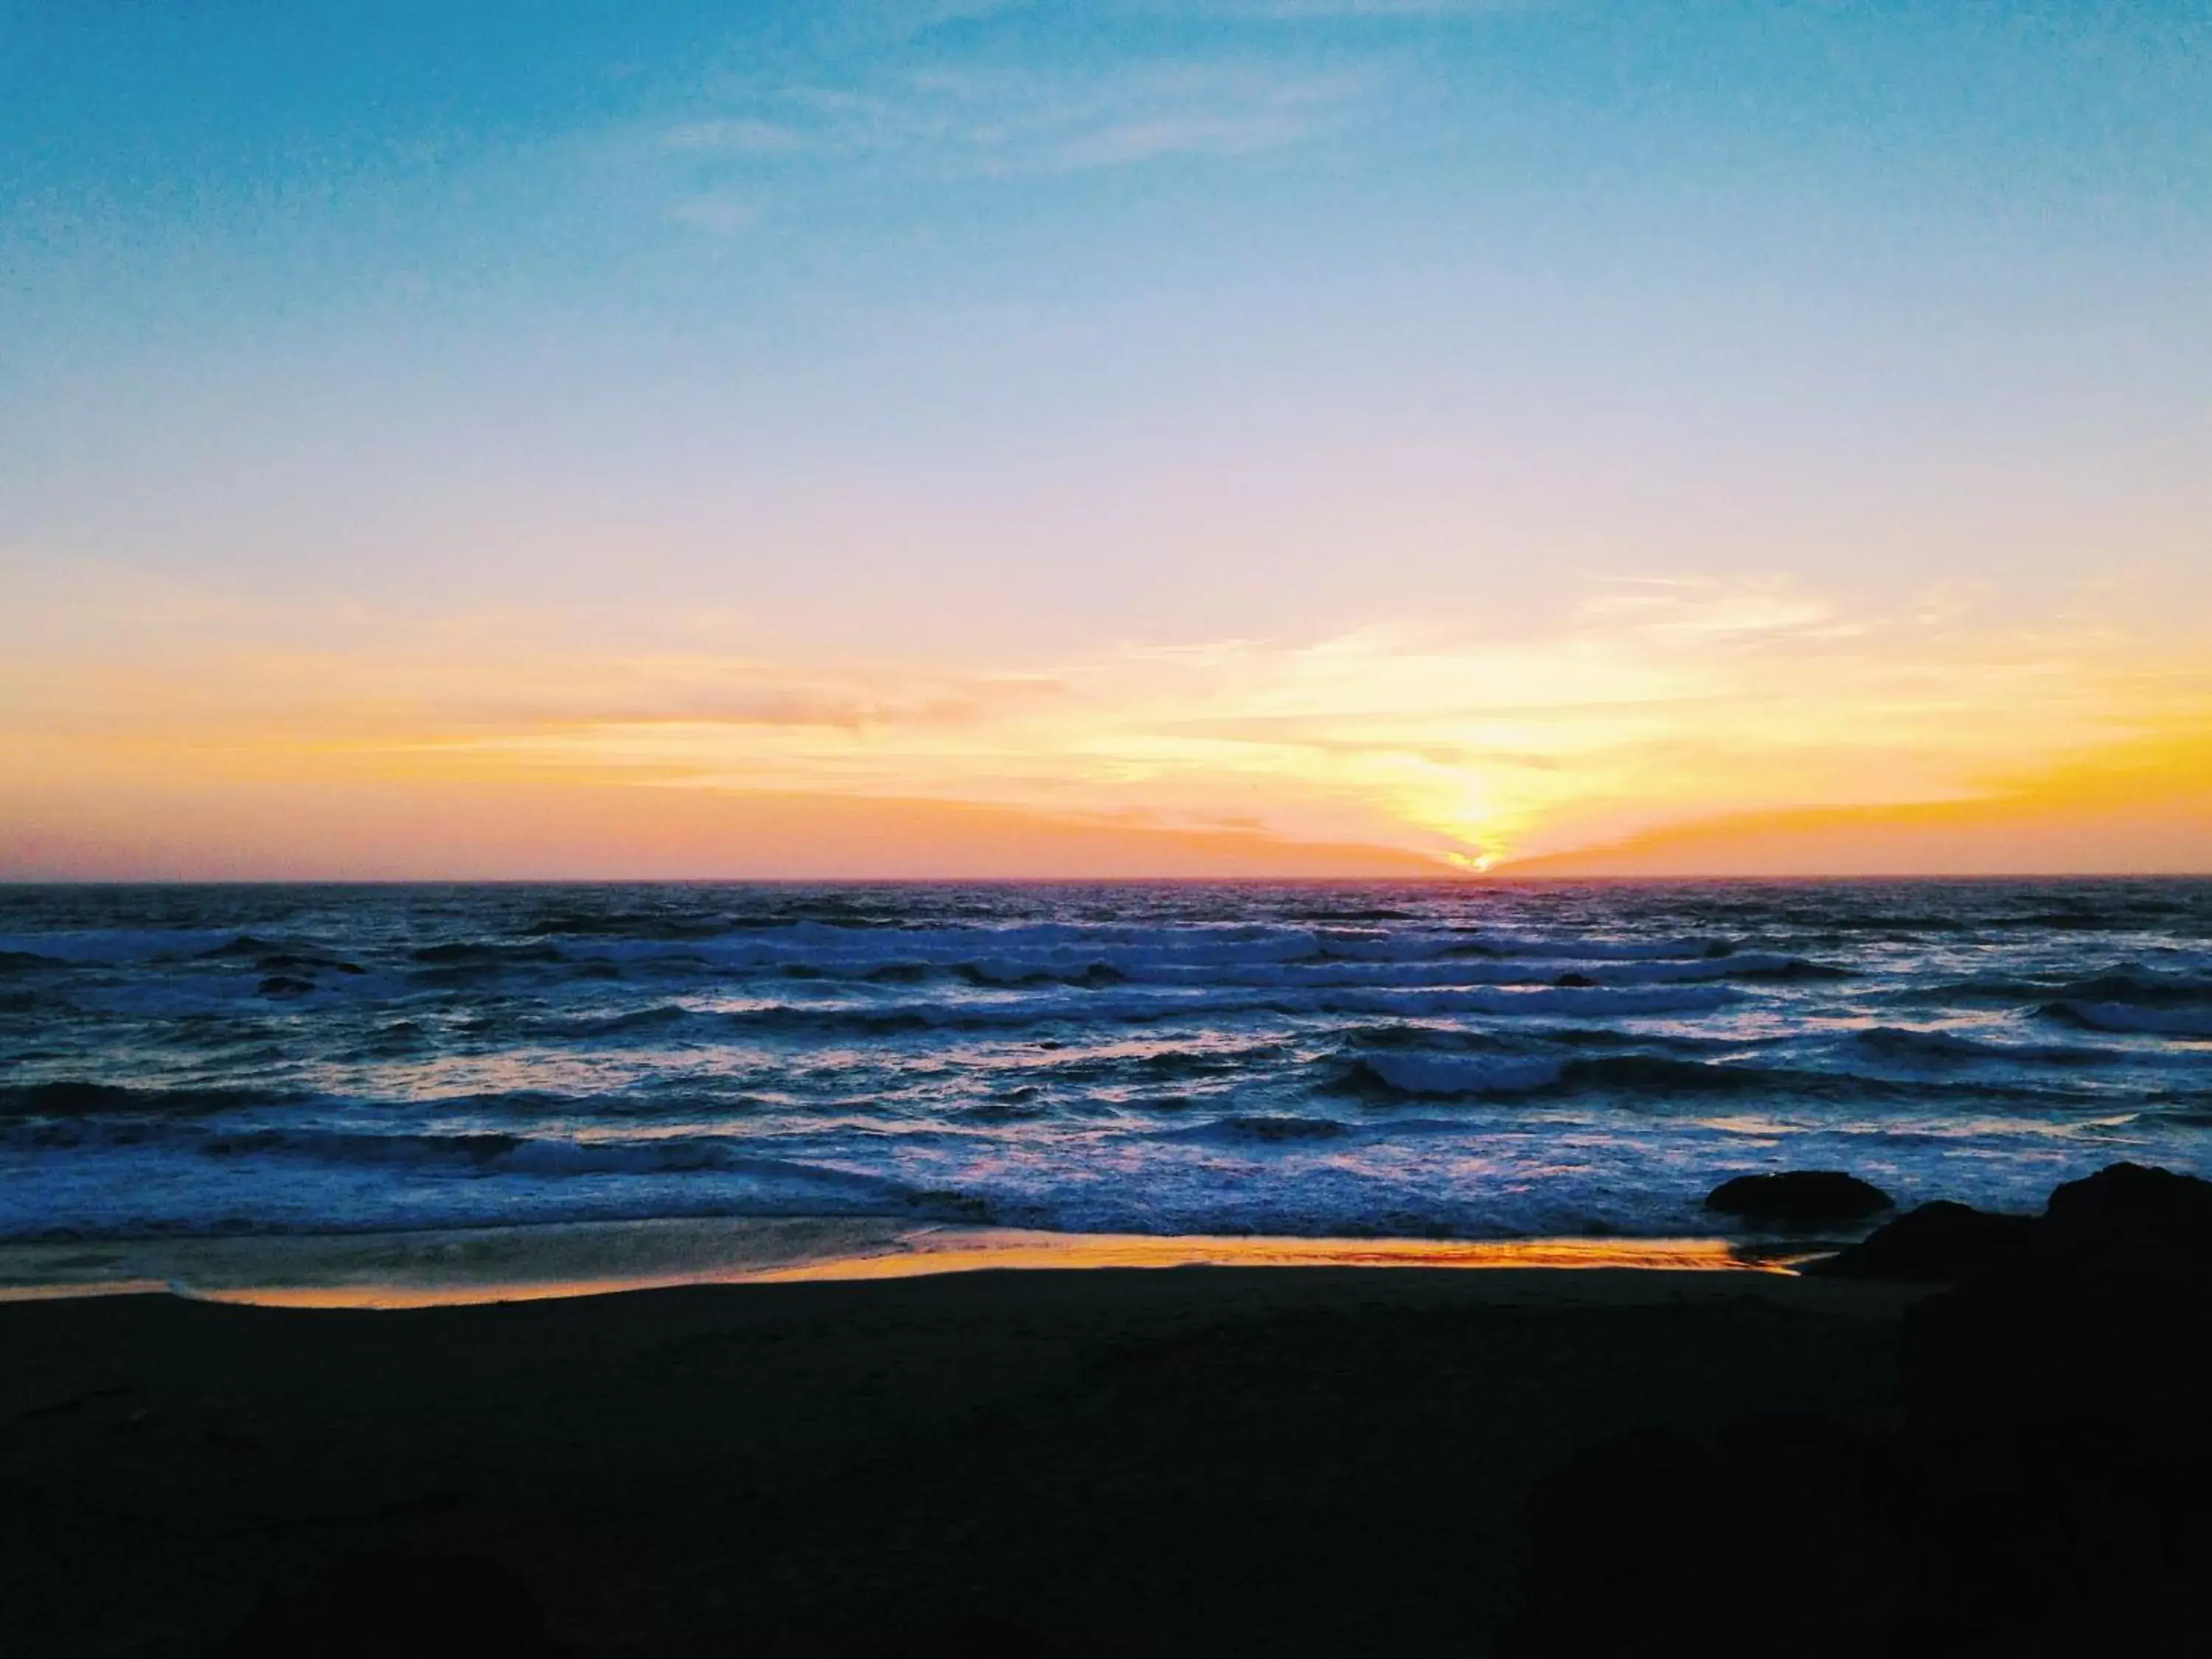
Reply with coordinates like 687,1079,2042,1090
1804,1200,2039,1280
256,975,315,998
1552,972,1599,988
2042,1161,2212,1259
1703,1171,1893,1225
1902,1164,2212,1430
208,1550,566,1658
1514,1162,2212,1659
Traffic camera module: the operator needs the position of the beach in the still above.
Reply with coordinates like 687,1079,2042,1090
1,1261,1920,1658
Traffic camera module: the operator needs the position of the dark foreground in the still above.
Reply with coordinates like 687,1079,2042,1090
4,1268,1910,1658
6,1162,2211,1659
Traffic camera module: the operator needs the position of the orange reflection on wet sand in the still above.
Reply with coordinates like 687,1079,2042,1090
166,1231,1795,1310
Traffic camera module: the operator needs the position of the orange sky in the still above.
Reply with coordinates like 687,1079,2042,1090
4,577,2207,878
1503,728,2212,877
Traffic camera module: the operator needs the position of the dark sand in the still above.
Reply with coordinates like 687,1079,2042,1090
0,1267,1921,1658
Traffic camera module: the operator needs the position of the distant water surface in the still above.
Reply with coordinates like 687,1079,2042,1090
1,880,2206,1241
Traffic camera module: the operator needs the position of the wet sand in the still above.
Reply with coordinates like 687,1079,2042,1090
0,1217,1808,1308
0,1264,1920,1658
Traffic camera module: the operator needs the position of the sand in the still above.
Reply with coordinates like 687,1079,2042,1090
0,1261,1922,1658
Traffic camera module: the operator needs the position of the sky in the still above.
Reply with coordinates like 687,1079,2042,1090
3,0,2208,877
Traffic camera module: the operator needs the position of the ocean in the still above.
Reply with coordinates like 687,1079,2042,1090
1,879,2206,1245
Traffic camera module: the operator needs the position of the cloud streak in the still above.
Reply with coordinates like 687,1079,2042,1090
655,58,1378,184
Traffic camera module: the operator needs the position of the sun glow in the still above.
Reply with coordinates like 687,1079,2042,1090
2,576,2208,877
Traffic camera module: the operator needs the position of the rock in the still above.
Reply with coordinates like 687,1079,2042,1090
1703,1171,1893,1226
1804,1200,2039,1280
1514,1163,2212,1659
1552,972,1600,988
1901,1163,2212,1428
256,975,315,998
2042,1161,2212,1261
209,1550,566,1659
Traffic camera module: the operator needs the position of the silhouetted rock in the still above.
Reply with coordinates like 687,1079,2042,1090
1703,1171,1893,1225
1902,1164,2212,1430
1804,1200,2039,1281
2042,1161,2212,1261
1515,1162,2212,1659
208,1550,566,1659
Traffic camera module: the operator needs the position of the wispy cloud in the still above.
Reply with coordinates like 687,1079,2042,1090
659,59,1378,180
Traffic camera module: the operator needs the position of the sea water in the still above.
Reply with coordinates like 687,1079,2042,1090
1,880,2205,1242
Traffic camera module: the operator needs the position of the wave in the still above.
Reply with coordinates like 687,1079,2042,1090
518,1004,702,1043
1346,1050,1763,1100
1847,1025,2135,1067
0,929,247,964
1455,934,1734,961
546,924,1790,987
1565,1054,1789,1094
1164,1115,1356,1144
1891,978,2048,1006
1345,1046,2097,1104
522,911,733,941
1350,1054,1567,1096
2042,1001,2212,1040
1314,985,1739,1018
0,1079,304,1121
1029,1046,1277,1084
695,981,1745,1035
1577,953,1840,985
410,942,567,968
2047,969,2212,1006
6,1116,934,1194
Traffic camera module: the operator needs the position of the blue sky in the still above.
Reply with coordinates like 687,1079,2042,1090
4,1,2209,874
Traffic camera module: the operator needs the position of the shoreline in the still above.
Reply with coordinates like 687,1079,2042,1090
0,1214,1820,1309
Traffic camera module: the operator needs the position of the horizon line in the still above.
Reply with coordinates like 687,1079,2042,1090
4,871,2207,887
